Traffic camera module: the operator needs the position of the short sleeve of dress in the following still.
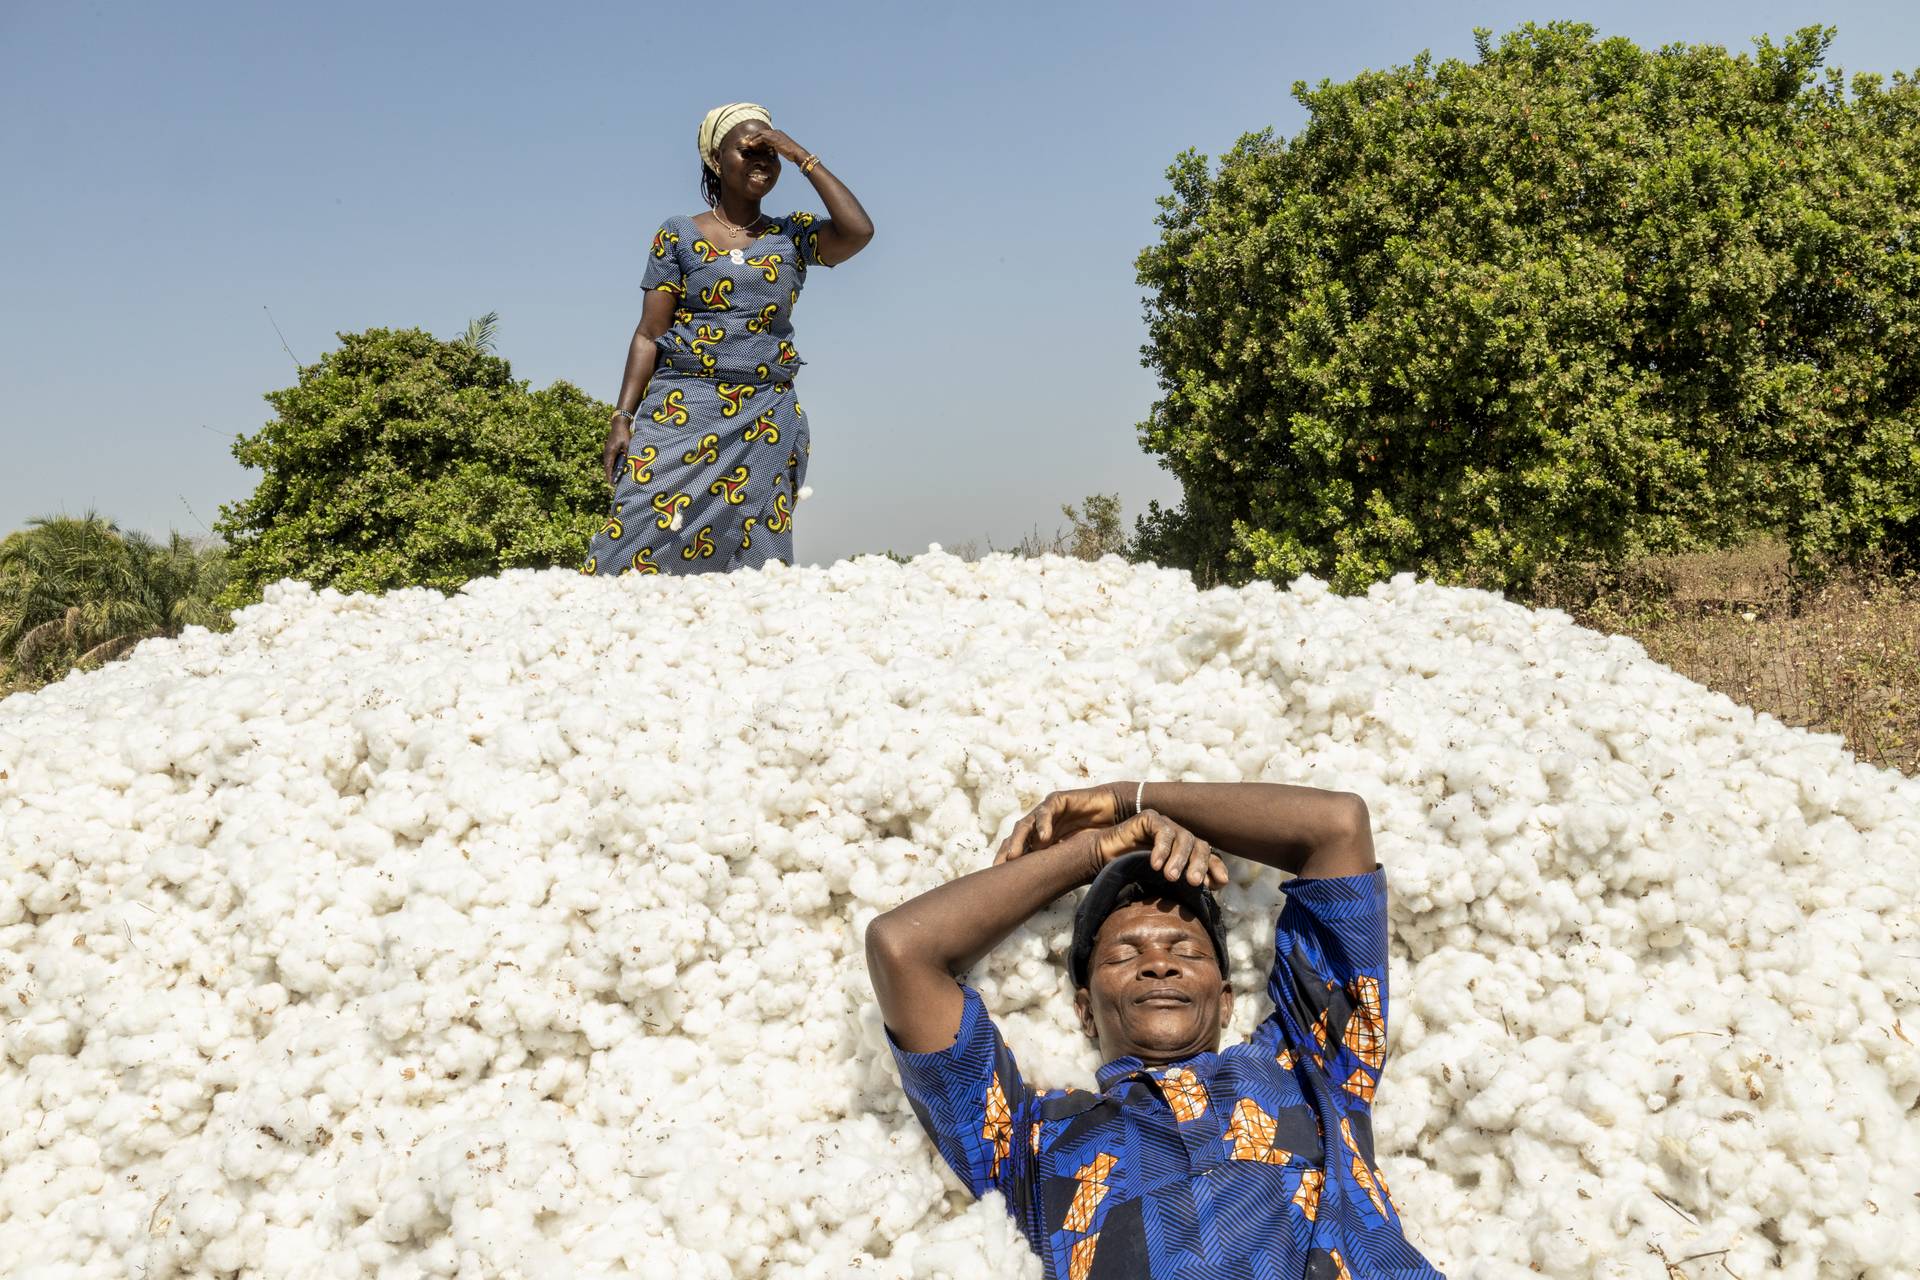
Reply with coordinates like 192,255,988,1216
786,210,836,267
641,220,686,297
888,985,1039,1206
1262,869,1392,1109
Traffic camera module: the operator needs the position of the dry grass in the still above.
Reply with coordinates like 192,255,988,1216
1530,541,1920,776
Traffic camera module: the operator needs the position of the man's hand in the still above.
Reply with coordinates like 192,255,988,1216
1003,805,1229,891
1070,782,1374,881
1104,811,1229,890
996,784,1126,864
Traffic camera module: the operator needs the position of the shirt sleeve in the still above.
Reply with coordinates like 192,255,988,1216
888,985,1039,1203
641,220,686,296
1262,869,1392,1109
786,210,836,267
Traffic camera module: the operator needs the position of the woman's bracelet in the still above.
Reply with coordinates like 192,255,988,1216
610,408,636,423
801,153,821,175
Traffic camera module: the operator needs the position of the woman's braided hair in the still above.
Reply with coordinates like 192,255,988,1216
700,165,723,208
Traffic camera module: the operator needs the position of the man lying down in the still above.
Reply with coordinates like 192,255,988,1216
865,781,1445,1279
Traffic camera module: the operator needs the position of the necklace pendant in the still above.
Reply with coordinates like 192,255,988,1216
729,248,746,265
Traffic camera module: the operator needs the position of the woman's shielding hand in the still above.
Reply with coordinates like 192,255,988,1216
742,127,809,165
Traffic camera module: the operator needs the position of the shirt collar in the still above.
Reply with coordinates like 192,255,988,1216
1096,1055,1146,1092
1096,1049,1219,1094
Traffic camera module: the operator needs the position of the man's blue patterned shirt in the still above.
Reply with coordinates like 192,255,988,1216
890,870,1446,1279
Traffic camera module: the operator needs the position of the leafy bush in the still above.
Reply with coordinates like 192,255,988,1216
1135,22,1920,592
216,326,607,602
1061,493,1127,561
0,515,229,690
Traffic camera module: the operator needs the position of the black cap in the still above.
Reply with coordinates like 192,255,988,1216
1069,851,1229,989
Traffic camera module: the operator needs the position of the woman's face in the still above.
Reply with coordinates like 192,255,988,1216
715,121,778,201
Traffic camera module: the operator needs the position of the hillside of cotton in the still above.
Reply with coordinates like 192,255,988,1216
3,553,1917,1279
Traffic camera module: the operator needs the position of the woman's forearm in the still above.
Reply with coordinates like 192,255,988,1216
614,325,661,414
803,162,874,244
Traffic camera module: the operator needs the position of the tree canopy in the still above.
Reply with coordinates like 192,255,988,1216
1134,23,1920,591
216,326,607,600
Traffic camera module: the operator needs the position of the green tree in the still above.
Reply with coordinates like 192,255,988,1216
1135,23,1920,592
0,515,229,690
216,325,608,601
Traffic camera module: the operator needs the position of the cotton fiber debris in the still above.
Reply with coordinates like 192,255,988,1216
2,555,1916,1279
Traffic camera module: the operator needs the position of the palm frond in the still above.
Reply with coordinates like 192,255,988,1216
458,312,500,354
76,633,149,667
11,614,75,667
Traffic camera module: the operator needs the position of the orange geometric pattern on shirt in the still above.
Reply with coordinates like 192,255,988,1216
1063,1152,1118,1232
1328,1248,1353,1280
1343,1066,1377,1104
1068,1232,1101,1280
1224,1098,1293,1165
981,1071,1012,1181
1292,1168,1324,1221
1352,1156,1390,1219
1339,1116,1391,1220
1374,1160,1399,1213
1343,975,1386,1069
1160,1067,1209,1123
1275,1045,1297,1070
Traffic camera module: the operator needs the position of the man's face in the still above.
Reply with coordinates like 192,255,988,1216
1075,898,1232,1065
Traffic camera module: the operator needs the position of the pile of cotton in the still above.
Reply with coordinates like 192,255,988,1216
2,554,1916,1278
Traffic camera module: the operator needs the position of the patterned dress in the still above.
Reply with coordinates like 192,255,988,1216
890,871,1445,1280
583,211,832,576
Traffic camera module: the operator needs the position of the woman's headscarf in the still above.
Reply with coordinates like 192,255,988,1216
699,103,772,171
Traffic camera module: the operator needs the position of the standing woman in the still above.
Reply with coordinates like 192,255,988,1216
583,104,874,576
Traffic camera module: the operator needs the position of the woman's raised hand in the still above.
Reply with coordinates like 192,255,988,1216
602,417,632,488
742,128,809,165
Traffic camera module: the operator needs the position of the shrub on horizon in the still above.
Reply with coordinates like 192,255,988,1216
216,326,606,603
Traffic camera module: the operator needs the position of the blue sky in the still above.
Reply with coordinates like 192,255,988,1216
3,1,1916,565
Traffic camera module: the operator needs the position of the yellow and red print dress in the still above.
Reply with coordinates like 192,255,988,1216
583,211,832,576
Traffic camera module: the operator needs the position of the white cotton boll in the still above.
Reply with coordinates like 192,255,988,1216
3,560,1918,1277
798,485,813,501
